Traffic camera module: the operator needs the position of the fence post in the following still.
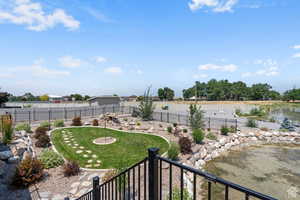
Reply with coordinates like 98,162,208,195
160,112,162,122
148,148,159,200
178,114,180,124
93,176,100,200
113,105,115,113
225,119,227,127
28,111,31,125
48,109,51,130
208,117,211,130
167,112,169,123
79,109,81,118
92,107,95,117
14,109,17,123
235,119,238,133
64,108,67,120
33,109,36,121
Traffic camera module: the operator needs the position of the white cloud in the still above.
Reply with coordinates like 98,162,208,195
104,67,122,74
253,58,277,66
59,56,82,68
188,0,238,13
94,56,107,63
0,0,80,31
292,53,300,58
292,45,300,49
198,63,238,72
242,67,279,77
137,69,143,75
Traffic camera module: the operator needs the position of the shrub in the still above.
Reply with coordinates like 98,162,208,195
168,188,192,200
34,127,48,139
53,120,64,127
15,123,31,133
249,108,265,117
71,117,82,126
136,122,141,126
183,128,188,133
269,117,276,123
173,123,177,127
220,126,229,136
167,142,180,160
131,109,140,117
246,119,258,128
63,160,80,177
206,132,217,140
235,108,242,116
123,118,128,122
229,125,237,133
35,134,50,148
167,126,173,133
13,156,44,187
40,121,51,130
102,169,118,182
2,119,13,144
39,149,64,169
189,104,205,130
178,137,192,154
92,119,99,126
192,129,205,144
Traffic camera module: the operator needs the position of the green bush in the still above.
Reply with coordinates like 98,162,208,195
235,108,242,116
229,125,236,133
167,142,180,161
220,125,229,136
15,123,31,133
13,156,44,187
178,137,192,154
173,123,177,127
167,188,192,200
40,121,51,130
39,149,64,169
246,119,258,128
192,129,204,144
167,126,173,133
53,120,64,127
249,108,265,117
183,128,188,133
206,132,217,140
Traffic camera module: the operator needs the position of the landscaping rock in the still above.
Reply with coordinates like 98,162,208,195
0,151,13,160
8,156,20,164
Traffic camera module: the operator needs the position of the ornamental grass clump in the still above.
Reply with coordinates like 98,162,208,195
63,160,80,177
40,121,51,130
220,125,229,136
35,134,51,148
167,142,180,161
246,118,258,128
13,156,44,187
192,129,205,144
1,118,13,144
53,120,64,127
138,87,155,121
189,104,205,130
15,123,31,133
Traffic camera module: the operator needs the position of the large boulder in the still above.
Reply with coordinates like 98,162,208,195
0,151,13,160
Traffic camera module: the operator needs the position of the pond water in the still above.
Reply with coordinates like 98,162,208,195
204,145,300,200
270,107,300,123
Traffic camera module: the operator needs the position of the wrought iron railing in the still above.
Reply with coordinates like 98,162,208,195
65,148,277,200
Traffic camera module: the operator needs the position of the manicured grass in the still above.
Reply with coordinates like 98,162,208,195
51,127,169,169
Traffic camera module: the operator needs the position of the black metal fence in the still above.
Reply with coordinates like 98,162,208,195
6,105,238,131
67,148,277,200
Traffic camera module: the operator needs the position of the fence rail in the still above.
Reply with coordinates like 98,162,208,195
68,148,277,200
4,105,239,131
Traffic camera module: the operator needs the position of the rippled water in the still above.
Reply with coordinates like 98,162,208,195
270,107,300,123
204,145,300,200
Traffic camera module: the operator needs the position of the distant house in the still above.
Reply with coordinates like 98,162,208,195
121,95,137,102
87,96,121,106
49,95,63,102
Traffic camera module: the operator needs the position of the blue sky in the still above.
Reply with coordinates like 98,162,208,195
0,0,300,97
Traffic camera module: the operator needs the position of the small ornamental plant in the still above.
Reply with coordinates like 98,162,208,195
63,160,80,177
192,129,205,144
72,117,82,126
178,137,192,154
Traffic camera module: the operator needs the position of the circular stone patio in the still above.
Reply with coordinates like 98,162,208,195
92,137,117,145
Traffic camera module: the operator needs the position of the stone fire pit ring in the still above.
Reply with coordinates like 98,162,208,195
92,137,117,145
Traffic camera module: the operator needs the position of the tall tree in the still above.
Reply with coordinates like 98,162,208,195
157,87,175,101
0,91,9,107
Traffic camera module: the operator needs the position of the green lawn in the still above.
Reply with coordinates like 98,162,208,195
51,127,169,169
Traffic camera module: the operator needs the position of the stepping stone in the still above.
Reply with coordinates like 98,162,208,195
81,181,90,187
86,150,92,154
74,144,79,146
87,160,93,163
92,154,97,158
83,154,89,158
71,182,80,188
85,164,92,168
79,146,85,149
96,160,101,164
94,164,101,167
76,150,83,154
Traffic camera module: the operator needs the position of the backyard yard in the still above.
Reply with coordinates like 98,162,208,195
51,127,169,169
